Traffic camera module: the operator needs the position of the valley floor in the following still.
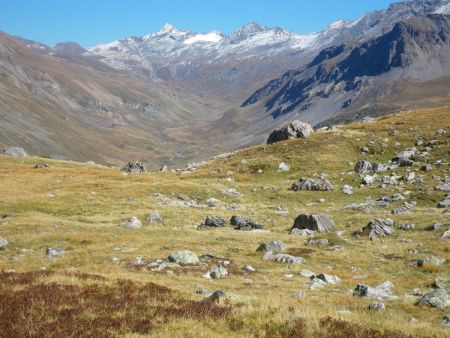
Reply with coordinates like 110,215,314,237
0,107,449,337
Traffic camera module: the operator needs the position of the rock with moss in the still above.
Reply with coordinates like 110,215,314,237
417,289,450,308
167,250,199,265
290,177,334,191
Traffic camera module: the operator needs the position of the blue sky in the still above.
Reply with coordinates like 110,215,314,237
1,0,396,47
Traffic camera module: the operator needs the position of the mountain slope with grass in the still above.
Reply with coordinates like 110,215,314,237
0,107,448,337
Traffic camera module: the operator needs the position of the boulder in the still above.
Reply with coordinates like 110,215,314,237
3,146,27,157
230,216,264,231
426,223,443,231
438,195,450,208
34,163,49,169
361,218,394,240
292,214,336,233
443,314,450,326
417,256,446,267
417,289,450,308
290,177,334,191
434,277,450,292
355,160,373,173
290,228,315,236
167,250,199,265
120,217,142,229
267,120,313,144
315,273,340,284
206,198,221,208
442,229,450,238
398,223,415,231
353,281,394,299
393,148,416,164
257,240,285,252
121,161,146,174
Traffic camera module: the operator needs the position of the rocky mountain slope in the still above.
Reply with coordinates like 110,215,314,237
241,14,450,129
1,0,450,166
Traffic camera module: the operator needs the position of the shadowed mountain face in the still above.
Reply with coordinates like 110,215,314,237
1,0,450,166
242,14,450,125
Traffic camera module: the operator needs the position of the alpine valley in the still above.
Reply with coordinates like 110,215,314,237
1,0,450,167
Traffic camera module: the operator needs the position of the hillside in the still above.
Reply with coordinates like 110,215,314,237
0,107,448,337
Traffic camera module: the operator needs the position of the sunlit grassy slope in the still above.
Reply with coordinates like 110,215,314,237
0,106,449,337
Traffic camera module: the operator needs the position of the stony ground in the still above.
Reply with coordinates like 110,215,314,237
0,107,449,337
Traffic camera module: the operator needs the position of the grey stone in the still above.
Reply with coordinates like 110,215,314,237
146,212,162,224
421,165,433,172
443,314,450,326
46,248,64,255
362,174,377,185
417,256,446,267
342,185,354,195
315,273,341,284
34,163,49,169
267,120,313,144
120,217,142,229
439,195,450,208
257,240,285,252
417,289,450,308
355,160,373,173
292,214,336,233
398,223,415,231
231,216,264,231
361,218,394,240
278,162,290,172
205,265,228,279
353,281,394,299
221,188,242,196
243,265,255,272
299,269,315,278
121,161,146,174
167,250,199,265
0,236,8,249
442,229,450,238
3,146,27,157
434,277,450,292
202,291,226,304
290,228,315,236
200,215,227,228
436,184,450,192
263,251,305,264
368,302,385,311
290,177,334,191
393,148,416,164
426,223,443,231
307,238,330,246
206,198,221,208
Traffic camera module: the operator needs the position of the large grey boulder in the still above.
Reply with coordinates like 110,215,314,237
361,218,394,240
3,146,28,157
290,177,334,191
257,240,285,252
292,214,336,233
121,161,146,174
417,289,450,308
353,281,394,299
120,217,142,229
267,120,313,144
167,250,199,265
230,216,264,231
0,236,8,249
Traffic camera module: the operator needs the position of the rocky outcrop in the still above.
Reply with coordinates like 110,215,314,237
360,218,394,240
198,216,228,229
3,146,28,157
231,216,264,231
267,120,313,144
167,250,199,265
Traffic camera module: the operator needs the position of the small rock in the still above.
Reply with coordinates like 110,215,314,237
0,236,8,249
146,212,162,224
436,184,450,192
290,228,315,236
353,281,394,299
263,251,305,264
121,161,146,174
34,163,49,169
315,273,340,284
205,265,228,279
278,162,290,172
120,217,142,229
360,218,394,240
231,216,264,231
442,229,450,238
417,256,446,267
206,198,221,208
342,185,354,195
307,238,329,246
299,269,315,278
243,265,255,272
426,223,443,231
199,215,227,229
368,302,385,311
398,223,415,231
434,277,450,292
443,314,450,326
46,248,64,255
257,240,285,252
168,250,199,265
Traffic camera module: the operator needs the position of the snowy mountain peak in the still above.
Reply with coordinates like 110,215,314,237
184,31,224,45
161,23,178,32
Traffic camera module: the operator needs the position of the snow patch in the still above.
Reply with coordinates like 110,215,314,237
184,32,223,45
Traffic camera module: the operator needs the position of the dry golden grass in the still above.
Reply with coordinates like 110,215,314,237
0,107,449,337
